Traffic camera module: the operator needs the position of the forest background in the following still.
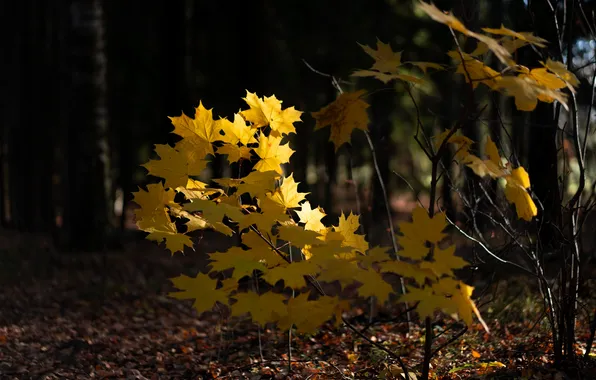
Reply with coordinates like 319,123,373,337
3,0,596,379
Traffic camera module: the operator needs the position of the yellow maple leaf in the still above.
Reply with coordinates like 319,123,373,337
484,135,502,168
216,143,252,164
357,38,403,73
176,178,212,200
168,101,221,158
277,224,324,248
462,154,507,178
417,1,512,65
231,291,288,326
542,58,579,87
447,51,502,89
400,285,453,320
266,174,309,210
432,278,488,331
208,247,267,279
357,246,392,268
420,244,469,278
398,236,430,260
295,201,327,233
333,212,369,253
405,61,445,74
217,113,258,145
312,90,370,152
351,70,425,84
354,269,394,304
398,206,447,244
504,167,537,221
481,24,548,47
145,225,193,255
495,75,568,112
183,198,244,236
253,133,294,174
278,293,336,334
132,183,177,230
236,169,280,198
380,260,435,286
169,273,229,314
262,260,319,289
142,143,208,189
240,91,303,137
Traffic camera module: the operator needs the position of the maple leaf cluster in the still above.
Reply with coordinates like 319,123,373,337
351,2,579,113
434,130,538,221
132,91,486,334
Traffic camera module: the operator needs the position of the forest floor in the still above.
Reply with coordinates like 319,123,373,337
3,200,596,379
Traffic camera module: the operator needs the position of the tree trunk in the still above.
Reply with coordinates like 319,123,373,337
62,0,113,251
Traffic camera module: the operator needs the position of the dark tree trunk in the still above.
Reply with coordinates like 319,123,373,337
62,0,113,251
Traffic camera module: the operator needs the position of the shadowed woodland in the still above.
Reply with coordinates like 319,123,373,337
3,0,596,378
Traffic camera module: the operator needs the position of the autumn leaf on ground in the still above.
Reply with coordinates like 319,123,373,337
169,273,229,314
398,206,447,244
142,143,208,189
312,90,370,152
168,101,221,157
266,174,308,210
240,91,303,137
295,201,327,233
217,113,258,145
230,291,288,327
253,133,294,174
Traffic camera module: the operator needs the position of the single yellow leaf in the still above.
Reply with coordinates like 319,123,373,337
312,90,370,152
231,292,288,326
253,133,294,174
295,201,327,233
217,113,258,145
266,174,309,210
398,206,447,244
142,143,207,189
216,143,252,164
240,91,302,137
169,273,228,314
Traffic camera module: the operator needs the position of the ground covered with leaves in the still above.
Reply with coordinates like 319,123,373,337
2,230,596,379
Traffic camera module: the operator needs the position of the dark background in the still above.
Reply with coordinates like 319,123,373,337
1,0,595,253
